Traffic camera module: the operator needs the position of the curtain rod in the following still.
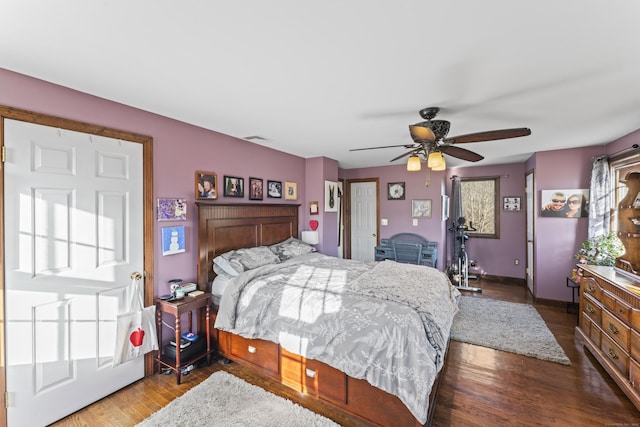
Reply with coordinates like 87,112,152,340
599,143,640,160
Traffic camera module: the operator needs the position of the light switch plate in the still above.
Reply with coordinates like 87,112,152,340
381,218,388,226
412,219,418,226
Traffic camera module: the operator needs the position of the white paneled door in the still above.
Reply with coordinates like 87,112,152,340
350,181,378,261
4,119,145,426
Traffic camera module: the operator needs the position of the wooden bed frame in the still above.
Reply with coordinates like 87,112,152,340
196,202,445,426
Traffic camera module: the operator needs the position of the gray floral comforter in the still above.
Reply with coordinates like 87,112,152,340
215,252,460,424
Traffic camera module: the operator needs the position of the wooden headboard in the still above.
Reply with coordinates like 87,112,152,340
196,203,300,290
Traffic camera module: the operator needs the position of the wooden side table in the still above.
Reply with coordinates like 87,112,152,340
155,292,214,384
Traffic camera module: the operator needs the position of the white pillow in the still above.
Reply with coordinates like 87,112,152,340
213,251,245,276
214,246,281,276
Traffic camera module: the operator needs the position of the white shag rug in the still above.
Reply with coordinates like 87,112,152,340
136,371,340,427
451,296,571,365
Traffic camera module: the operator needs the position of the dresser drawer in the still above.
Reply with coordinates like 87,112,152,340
632,329,640,363
582,293,602,326
581,276,602,300
230,335,279,376
632,308,640,333
602,310,631,351
581,312,601,347
280,348,347,404
614,298,633,325
631,357,640,393
601,332,630,377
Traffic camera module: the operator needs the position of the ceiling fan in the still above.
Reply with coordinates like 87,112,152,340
350,107,532,166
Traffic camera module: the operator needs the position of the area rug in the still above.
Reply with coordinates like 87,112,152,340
136,371,339,427
450,296,571,365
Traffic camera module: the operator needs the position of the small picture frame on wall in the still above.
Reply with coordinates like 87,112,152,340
309,201,319,215
161,225,186,256
223,176,244,198
325,180,338,212
412,199,432,219
249,177,263,200
387,182,405,200
195,171,218,200
285,181,297,200
503,196,521,211
157,198,187,221
267,180,282,198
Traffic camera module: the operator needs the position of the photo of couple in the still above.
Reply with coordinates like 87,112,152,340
541,189,589,218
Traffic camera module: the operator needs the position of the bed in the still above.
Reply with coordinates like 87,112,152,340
196,203,459,426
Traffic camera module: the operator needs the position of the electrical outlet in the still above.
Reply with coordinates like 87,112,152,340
514,259,519,265
412,219,418,226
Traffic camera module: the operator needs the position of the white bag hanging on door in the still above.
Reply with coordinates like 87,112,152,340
113,275,159,367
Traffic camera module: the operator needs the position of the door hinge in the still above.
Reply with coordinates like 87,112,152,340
5,391,9,408
1,146,5,163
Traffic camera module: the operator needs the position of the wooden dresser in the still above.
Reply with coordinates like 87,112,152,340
575,265,640,410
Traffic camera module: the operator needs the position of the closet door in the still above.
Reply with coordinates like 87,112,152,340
4,119,145,426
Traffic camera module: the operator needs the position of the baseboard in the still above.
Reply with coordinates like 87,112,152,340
474,274,526,286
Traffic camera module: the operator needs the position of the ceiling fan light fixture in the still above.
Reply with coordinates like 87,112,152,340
428,151,446,171
407,155,421,171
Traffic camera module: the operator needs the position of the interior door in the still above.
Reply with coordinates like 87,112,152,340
526,170,535,295
349,180,378,261
4,119,145,426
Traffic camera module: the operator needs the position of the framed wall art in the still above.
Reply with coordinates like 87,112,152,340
249,177,263,200
309,201,319,215
223,175,244,198
503,196,521,211
412,199,432,219
161,225,186,256
195,171,218,200
541,189,589,218
285,181,297,200
267,180,282,198
157,198,187,221
387,182,405,200
324,180,338,212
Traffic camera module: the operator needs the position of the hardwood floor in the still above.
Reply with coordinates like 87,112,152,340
51,279,640,427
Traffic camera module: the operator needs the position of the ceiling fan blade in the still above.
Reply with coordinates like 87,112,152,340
443,127,531,144
349,143,412,152
390,148,421,163
408,125,436,143
440,145,484,162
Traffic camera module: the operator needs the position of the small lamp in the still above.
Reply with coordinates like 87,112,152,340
407,155,421,172
428,152,446,171
301,231,319,245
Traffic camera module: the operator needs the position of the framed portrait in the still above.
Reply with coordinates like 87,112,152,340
309,201,319,215
161,225,186,256
249,177,263,200
541,189,589,218
503,196,521,211
223,175,244,198
387,182,405,200
157,198,187,221
267,180,282,198
285,181,297,200
324,180,338,212
195,171,218,200
412,199,432,219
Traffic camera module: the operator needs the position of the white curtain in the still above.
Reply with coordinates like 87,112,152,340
589,156,610,238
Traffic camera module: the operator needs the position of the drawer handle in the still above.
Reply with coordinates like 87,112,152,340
608,348,618,360
248,346,256,354
586,283,595,293
305,368,316,378
618,308,626,315
586,304,595,314
608,323,619,335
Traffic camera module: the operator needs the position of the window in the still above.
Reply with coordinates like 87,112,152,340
460,177,500,238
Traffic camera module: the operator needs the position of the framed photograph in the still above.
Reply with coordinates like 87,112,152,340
412,199,432,219
503,196,521,211
249,177,263,200
285,181,297,200
195,171,218,200
267,180,282,198
541,189,589,218
223,175,244,198
161,225,186,256
157,198,187,221
324,180,338,212
387,182,405,200
309,201,319,215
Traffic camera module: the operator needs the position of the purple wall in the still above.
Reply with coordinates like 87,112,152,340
0,68,306,297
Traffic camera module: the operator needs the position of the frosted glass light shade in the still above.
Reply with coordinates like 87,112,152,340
428,152,446,171
301,231,319,245
407,155,421,171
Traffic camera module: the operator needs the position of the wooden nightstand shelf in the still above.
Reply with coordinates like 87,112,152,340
155,292,215,384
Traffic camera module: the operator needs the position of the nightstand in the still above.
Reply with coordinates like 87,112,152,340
155,292,214,384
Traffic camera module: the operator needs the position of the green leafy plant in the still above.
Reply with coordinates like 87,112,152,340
575,232,624,266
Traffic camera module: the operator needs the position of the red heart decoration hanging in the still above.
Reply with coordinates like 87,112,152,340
309,220,319,231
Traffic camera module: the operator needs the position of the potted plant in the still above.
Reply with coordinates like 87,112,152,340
575,232,625,266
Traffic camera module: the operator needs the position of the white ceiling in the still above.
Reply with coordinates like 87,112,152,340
2,1,640,169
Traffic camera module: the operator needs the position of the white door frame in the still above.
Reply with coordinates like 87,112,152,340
525,169,535,296
0,105,155,427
